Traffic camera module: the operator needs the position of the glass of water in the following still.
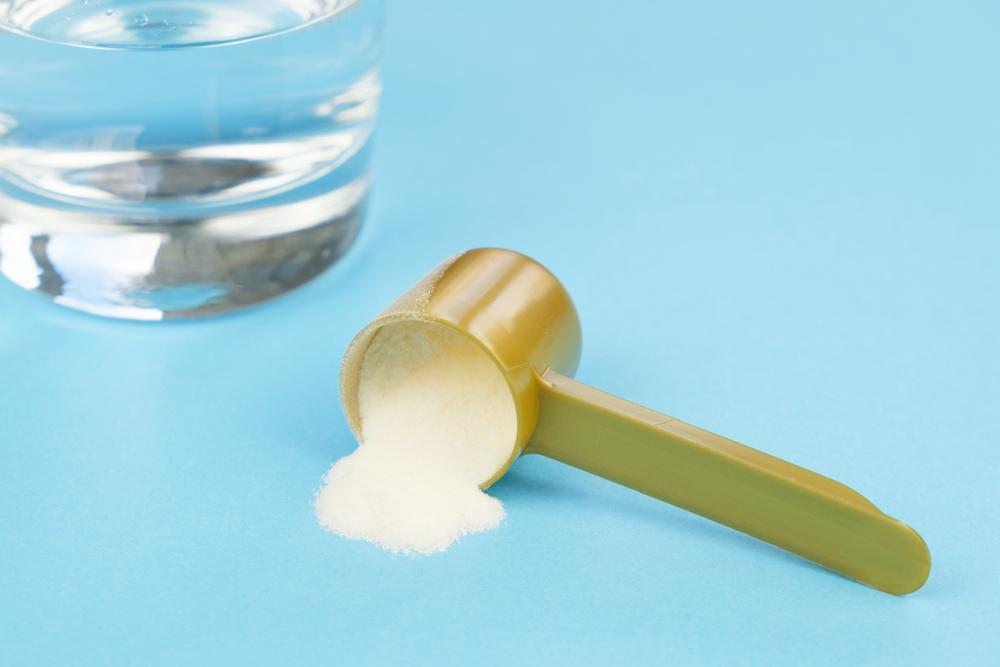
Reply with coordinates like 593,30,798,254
0,0,382,319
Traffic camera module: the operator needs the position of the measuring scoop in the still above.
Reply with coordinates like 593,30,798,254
340,248,930,594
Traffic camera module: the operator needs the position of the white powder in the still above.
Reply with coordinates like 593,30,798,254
315,320,517,554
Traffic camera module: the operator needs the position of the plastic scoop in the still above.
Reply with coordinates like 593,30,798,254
341,248,931,594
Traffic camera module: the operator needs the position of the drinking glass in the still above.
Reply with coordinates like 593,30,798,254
0,0,382,319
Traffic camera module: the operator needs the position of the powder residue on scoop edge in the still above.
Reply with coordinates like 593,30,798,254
315,320,517,554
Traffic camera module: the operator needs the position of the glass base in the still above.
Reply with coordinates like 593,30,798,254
0,180,366,320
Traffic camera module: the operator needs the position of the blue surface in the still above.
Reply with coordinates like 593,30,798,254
2,1,999,664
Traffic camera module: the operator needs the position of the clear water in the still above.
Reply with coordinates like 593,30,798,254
0,0,382,319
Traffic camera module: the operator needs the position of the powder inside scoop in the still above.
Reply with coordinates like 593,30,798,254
315,320,517,554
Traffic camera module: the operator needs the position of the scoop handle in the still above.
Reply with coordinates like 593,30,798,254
525,370,930,595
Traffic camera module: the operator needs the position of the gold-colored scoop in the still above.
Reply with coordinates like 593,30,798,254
340,248,930,594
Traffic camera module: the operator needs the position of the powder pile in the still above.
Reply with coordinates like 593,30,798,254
315,320,517,554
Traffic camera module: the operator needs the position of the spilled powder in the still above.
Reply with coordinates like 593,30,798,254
315,320,517,554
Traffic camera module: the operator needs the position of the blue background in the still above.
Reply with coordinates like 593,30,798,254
2,1,998,664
